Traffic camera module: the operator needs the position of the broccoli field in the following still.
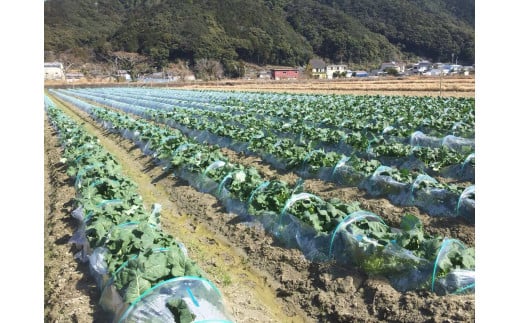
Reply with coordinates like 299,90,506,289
44,86,475,322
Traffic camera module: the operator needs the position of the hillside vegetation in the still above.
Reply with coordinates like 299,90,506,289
44,0,474,76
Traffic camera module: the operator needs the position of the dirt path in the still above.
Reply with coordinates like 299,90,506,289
44,91,475,322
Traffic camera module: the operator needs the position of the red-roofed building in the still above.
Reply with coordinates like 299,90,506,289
271,68,300,80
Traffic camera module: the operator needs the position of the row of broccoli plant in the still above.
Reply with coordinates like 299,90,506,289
61,88,474,182
48,91,475,295
86,87,475,155
67,87,474,139
215,90,475,138
44,96,234,323
60,87,474,183
53,88,474,219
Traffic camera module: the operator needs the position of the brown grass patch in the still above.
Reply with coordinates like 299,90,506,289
45,75,475,98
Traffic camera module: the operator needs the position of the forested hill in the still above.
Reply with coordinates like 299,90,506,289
44,0,474,72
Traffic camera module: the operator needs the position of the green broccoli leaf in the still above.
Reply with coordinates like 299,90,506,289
166,299,196,323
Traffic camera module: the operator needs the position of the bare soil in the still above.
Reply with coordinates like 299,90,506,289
44,85,475,322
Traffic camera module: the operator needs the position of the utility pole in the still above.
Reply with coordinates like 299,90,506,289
439,70,443,97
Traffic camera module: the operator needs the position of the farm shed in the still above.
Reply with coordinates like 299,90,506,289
309,59,327,79
271,68,300,80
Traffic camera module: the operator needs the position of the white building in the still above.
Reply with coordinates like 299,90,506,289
117,70,132,81
44,62,65,80
412,60,432,74
309,59,327,79
326,64,351,79
449,64,463,74
257,70,271,79
380,61,406,73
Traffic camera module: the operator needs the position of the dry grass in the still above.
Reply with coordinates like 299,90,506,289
181,76,475,97
45,75,475,98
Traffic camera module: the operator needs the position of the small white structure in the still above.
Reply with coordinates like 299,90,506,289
257,70,271,79
412,60,432,74
449,64,463,74
117,70,132,81
326,64,351,79
435,63,452,75
65,72,85,82
380,61,405,73
44,62,65,80
423,69,442,76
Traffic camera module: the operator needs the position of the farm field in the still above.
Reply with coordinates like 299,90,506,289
45,75,475,98
178,76,475,98
44,84,475,322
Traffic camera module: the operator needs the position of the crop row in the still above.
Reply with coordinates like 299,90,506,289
53,88,475,218
67,87,475,138
44,96,234,323
62,88,475,172
48,91,475,295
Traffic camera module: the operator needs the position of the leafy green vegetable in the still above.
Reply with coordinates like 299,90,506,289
341,214,472,279
436,246,475,277
167,299,196,323
111,246,204,306
248,180,293,215
123,274,151,304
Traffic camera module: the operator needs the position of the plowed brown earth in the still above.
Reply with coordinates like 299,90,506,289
44,88,475,323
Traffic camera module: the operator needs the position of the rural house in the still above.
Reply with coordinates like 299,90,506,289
309,59,327,79
412,60,432,74
380,61,406,73
271,68,300,80
326,64,351,79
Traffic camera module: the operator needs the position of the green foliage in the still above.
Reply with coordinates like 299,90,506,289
435,246,475,277
167,299,196,323
347,215,472,279
113,246,204,303
44,0,474,70
384,67,399,76
248,180,294,215
285,0,401,64
324,0,475,64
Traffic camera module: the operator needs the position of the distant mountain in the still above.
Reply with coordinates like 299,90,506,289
44,0,474,75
